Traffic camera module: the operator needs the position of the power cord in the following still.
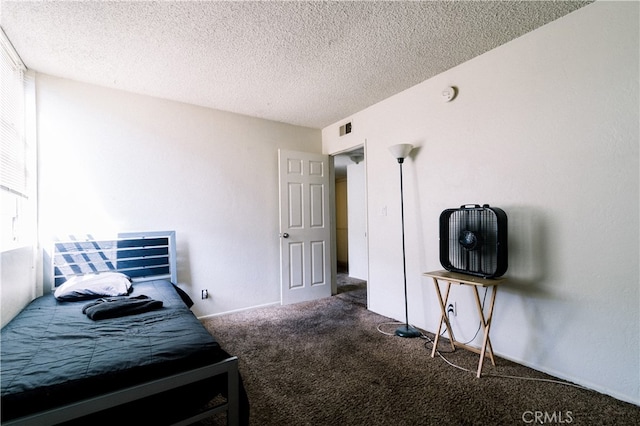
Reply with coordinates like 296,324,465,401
376,289,590,391
434,348,590,391
376,321,459,355
376,321,420,336
418,287,490,345
454,286,488,346
426,327,591,390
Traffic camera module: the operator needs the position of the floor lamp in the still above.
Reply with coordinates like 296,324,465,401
388,143,421,338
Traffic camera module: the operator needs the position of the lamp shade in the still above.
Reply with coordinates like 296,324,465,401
388,144,414,160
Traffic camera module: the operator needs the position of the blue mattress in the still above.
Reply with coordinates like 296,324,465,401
1,280,230,422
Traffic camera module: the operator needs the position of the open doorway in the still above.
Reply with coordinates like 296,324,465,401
333,146,367,305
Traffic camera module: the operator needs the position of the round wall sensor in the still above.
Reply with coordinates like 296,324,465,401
442,86,457,102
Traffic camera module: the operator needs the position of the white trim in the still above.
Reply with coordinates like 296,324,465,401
197,301,281,320
0,28,26,71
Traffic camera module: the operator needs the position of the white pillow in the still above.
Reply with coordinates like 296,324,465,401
54,272,132,301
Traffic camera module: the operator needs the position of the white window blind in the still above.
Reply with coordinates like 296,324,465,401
1,28,35,252
1,28,27,199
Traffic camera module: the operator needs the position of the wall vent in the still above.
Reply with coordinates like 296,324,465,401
339,122,352,136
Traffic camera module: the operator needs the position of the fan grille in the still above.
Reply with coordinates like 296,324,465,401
440,205,507,278
448,209,498,275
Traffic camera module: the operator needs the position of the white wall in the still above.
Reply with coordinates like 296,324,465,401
36,75,322,318
347,160,368,280
323,2,639,405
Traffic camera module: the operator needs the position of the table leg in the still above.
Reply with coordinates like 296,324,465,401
431,280,455,357
473,285,498,377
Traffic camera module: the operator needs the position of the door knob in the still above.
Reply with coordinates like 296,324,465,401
282,233,289,238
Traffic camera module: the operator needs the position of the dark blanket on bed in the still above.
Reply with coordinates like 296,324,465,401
1,280,248,424
82,294,163,320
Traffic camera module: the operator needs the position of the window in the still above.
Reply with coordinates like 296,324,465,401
1,28,35,251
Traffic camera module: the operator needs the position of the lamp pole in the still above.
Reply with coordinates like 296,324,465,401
389,144,421,338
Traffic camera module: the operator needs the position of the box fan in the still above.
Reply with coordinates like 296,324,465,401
439,204,508,278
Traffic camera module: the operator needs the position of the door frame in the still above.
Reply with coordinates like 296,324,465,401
329,143,369,299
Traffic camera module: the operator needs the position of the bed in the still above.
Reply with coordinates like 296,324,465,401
1,231,246,426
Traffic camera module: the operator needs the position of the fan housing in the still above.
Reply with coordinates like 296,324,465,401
439,204,508,278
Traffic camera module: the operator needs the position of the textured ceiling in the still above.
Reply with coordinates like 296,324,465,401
0,1,591,129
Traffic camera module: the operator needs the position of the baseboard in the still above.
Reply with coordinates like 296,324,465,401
197,301,281,320
491,351,640,407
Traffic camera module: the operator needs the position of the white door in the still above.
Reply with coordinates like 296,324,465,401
278,149,332,305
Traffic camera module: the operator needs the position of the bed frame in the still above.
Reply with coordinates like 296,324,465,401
4,231,240,426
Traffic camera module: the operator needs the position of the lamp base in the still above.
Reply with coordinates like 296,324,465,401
395,324,421,338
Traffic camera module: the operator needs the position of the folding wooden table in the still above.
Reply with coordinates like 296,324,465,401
423,270,506,377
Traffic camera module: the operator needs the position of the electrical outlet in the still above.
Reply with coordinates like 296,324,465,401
447,302,457,317
201,289,208,300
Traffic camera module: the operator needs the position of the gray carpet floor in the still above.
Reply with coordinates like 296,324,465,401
199,275,639,425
